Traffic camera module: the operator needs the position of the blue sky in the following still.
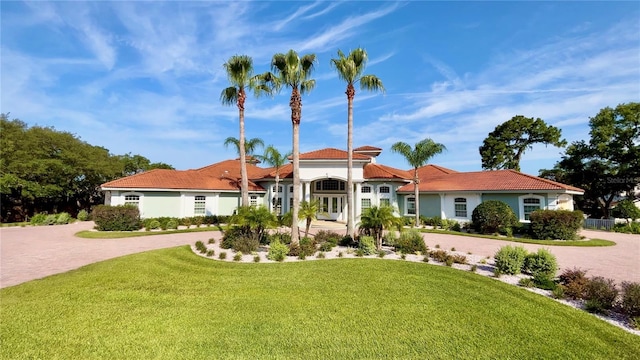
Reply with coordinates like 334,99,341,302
2,1,639,176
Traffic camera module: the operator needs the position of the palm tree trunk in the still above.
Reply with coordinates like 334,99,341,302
346,85,355,238
238,90,249,207
414,169,420,226
290,88,301,244
274,174,280,214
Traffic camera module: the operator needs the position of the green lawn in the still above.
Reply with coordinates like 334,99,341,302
419,229,616,246
75,226,223,238
1,247,637,359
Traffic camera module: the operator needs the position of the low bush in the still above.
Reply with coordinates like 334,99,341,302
208,238,215,244
584,277,618,314
147,219,161,230
523,249,558,282
288,243,301,257
206,250,215,257
166,219,178,230
558,268,589,299
30,213,47,225
378,250,386,258
267,240,289,262
429,250,450,263
77,209,89,221
552,285,566,299
319,242,335,252
494,245,528,275
299,237,317,256
218,252,227,260
519,278,535,288
55,212,72,224
382,231,398,246
92,205,141,231
44,214,57,225
233,235,260,254
444,257,454,267
394,229,427,254
534,278,557,291
338,235,355,247
316,252,326,259
530,210,584,240
613,222,640,234
358,236,377,255
470,264,477,272
451,254,468,264
269,232,292,245
233,253,242,261
471,200,517,234
314,230,341,245
621,282,640,318
253,255,261,263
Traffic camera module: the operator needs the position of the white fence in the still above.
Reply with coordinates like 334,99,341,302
583,218,616,231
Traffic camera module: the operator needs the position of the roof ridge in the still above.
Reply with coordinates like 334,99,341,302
505,169,581,191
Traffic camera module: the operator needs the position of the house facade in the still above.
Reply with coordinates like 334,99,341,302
101,146,584,223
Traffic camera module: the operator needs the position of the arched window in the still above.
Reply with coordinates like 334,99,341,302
454,198,467,217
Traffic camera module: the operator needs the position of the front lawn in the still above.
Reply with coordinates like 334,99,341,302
1,246,637,359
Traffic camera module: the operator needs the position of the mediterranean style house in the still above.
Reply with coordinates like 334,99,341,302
101,146,584,223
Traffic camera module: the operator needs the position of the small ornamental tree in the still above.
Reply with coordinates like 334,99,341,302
612,199,640,224
471,200,518,234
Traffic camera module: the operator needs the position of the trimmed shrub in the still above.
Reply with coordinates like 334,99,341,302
92,205,141,231
471,200,517,234
314,230,341,245
268,240,289,262
206,250,215,257
147,219,161,230
253,255,261,263
613,222,640,234
233,252,242,261
584,277,618,313
621,282,640,317
519,278,535,288
358,236,377,255
529,210,583,240
44,214,57,225
319,242,335,252
233,235,260,254
269,232,292,245
338,235,354,247
552,285,566,299
494,245,528,275
55,213,72,224
299,237,317,256
558,268,589,300
288,243,301,257
429,250,450,263
218,252,227,260
394,229,427,254
30,213,47,225
166,219,178,230
523,249,558,282
451,254,468,264
382,231,398,246
77,209,89,221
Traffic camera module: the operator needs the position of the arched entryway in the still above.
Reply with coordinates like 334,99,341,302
312,178,347,221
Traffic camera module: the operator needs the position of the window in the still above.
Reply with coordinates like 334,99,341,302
289,186,294,193
361,186,371,193
272,185,283,193
380,198,390,207
361,198,371,210
289,197,294,209
250,195,258,206
454,198,467,218
379,186,390,194
331,197,338,213
523,197,541,221
322,197,329,212
406,197,415,215
315,179,346,192
124,195,140,207
194,196,206,215
273,198,282,215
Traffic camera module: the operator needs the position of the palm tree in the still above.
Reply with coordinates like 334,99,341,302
223,136,265,162
257,145,292,214
330,48,385,238
220,55,271,206
257,49,316,244
298,200,323,238
391,139,446,226
359,205,399,250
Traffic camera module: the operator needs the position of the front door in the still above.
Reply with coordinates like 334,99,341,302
315,195,344,221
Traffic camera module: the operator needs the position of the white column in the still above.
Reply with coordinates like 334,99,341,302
439,193,446,219
355,182,362,219
304,181,311,202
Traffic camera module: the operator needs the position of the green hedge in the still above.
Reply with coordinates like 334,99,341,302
92,205,141,231
471,200,518,234
529,210,583,240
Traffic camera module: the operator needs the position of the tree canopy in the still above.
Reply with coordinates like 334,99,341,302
480,115,566,171
0,114,173,222
539,103,639,218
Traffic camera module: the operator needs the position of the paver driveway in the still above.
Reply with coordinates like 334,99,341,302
1,222,638,288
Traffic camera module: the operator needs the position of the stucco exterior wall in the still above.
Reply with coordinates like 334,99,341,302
143,192,181,218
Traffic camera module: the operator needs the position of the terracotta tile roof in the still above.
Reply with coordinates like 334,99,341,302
364,163,412,180
102,159,265,191
258,163,293,179
299,148,371,160
397,169,584,193
354,145,382,151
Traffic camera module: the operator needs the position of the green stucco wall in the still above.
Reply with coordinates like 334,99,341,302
419,194,441,217
218,193,240,215
480,193,546,219
142,192,181,218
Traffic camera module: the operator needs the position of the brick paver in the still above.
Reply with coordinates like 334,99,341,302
1,222,638,288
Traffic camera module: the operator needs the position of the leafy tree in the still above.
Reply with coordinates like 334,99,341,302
330,48,385,238
391,138,446,225
220,55,272,207
257,49,317,244
480,115,566,171
539,103,639,218
358,205,399,250
118,153,174,176
257,145,292,214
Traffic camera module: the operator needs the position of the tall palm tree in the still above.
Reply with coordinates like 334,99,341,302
220,55,271,206
330,48,385,238
223,136,265,161
391,139,446,226
257,49,316,244
257,145,292,214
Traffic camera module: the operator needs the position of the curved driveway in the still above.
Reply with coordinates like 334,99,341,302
1,223,638,288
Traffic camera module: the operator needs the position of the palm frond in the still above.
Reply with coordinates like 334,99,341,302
220,87,239,105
